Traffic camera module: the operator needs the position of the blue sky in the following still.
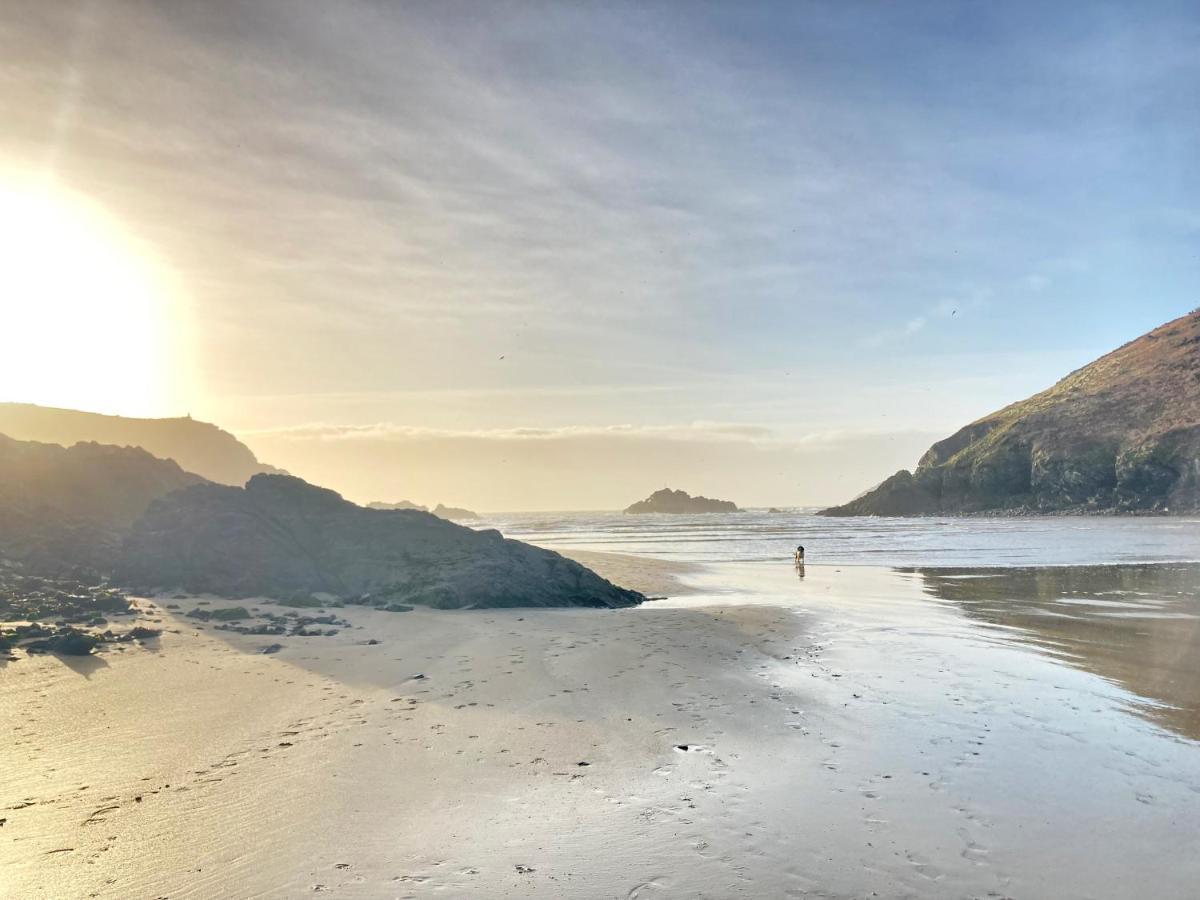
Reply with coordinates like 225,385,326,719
1,1,1197,507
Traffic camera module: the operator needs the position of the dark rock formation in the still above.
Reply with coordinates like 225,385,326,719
0,402,282,486
118,474,643,609
24,627,100,656
821,309,1200,516
0,572,133,621
0,434,206,571
367,500,427,511
624,488,739,514
187,606,252,622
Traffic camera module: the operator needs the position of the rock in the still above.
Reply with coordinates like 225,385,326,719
118,475,644,609
821,310,1200,516
624,488,739,514
277,593,326,608
25,627,99,656
242,623,287,635
112,626,161,642
259,643,284,654
210,606,251,621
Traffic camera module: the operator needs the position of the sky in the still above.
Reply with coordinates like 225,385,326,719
1,1,1197,509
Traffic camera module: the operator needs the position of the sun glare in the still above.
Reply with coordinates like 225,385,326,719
0,174,188,418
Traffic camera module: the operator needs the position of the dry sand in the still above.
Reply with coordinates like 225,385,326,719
3,562,1199,899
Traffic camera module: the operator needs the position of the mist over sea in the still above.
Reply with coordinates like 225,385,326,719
473,510,1200,568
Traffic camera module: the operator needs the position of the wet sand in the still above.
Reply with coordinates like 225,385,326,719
2,563,1199,898
557,548,702,597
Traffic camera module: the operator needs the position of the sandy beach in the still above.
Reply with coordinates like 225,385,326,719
3,555,1199,899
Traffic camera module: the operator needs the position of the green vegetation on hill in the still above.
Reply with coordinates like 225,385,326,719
821,309,1200,516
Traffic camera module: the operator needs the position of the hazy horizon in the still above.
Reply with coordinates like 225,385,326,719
3,1,1197,508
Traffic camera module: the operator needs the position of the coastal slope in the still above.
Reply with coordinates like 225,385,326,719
118,474,644,608
822,309,1200,516
0,402,281,486
0,434,205,571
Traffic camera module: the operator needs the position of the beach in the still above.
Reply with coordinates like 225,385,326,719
4,550,1199,899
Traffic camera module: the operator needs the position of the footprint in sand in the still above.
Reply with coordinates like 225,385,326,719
627,877,671,898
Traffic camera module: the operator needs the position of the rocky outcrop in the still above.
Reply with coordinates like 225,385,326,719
118,474,643,609
368,500,427,511
624,488,739,514
0,434,206,571
0,403,282,486
821,309,1200,516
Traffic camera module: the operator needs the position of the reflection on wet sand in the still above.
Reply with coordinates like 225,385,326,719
906,564,1200,740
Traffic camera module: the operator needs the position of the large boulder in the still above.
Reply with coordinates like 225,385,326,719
117,474,643,609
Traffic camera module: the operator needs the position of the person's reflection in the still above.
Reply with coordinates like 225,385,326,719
794,561,806,579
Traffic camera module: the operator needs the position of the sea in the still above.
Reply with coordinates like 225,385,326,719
472,509,1200,568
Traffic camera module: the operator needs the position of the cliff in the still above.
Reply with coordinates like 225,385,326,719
0,403,281,486
118,474,644,609
625,488,739,514
821,309,1200,516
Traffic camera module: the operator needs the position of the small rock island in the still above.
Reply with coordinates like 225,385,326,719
624,488,739,514
368,500,479,519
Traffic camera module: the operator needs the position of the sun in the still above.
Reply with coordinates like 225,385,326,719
0,173,189,418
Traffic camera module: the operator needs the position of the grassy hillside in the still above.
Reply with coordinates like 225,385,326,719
822,309,1200,516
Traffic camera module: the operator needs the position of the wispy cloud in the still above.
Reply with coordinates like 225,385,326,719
858,299,963,349
246,421,777,443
